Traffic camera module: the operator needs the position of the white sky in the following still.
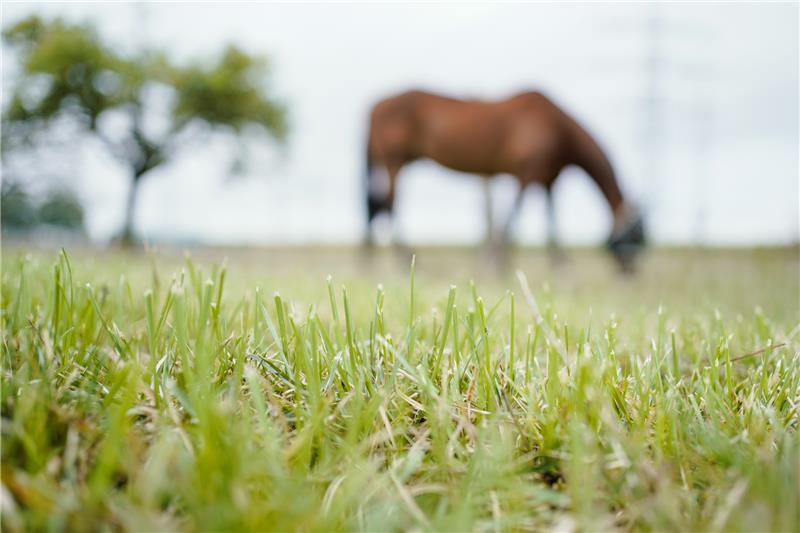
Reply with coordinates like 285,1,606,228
3,1,798,245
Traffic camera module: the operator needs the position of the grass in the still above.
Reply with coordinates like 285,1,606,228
1,246,798,531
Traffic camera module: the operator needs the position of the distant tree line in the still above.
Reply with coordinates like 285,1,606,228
1,182,83,233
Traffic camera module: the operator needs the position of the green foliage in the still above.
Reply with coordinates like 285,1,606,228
171,46,288,139
3,15,287,137
1,248,798,531
3,17,132,127
2,15,287,242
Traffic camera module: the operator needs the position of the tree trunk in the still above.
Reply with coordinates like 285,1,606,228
119,173,142,246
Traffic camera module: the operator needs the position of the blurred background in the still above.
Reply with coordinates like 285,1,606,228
2,2,798,248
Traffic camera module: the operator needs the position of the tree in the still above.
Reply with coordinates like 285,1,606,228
2,16,287,244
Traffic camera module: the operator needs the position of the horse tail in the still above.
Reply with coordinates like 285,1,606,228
365,136,374,189
365,134,378,226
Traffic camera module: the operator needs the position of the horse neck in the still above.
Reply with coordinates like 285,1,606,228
568,123,624,215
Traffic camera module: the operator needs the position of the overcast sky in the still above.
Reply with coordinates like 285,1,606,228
3,1,798,245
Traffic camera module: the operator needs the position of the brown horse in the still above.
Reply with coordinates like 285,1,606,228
364,89,645,268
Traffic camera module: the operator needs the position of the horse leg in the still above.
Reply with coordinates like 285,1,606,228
502,182,526,246
384,160,414,261
481,176,511,272
490,182,526,270
544,184,564,265
482,177,495,247
516,161,563,265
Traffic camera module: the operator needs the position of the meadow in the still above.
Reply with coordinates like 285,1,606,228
1,246,798,531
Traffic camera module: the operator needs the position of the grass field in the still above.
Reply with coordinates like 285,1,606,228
2,246,799,531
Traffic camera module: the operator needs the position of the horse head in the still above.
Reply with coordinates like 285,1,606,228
606,205,647,273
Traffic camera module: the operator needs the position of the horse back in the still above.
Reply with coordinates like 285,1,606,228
368,90,575,176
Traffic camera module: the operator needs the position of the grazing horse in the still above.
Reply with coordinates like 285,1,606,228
364,89,645,269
